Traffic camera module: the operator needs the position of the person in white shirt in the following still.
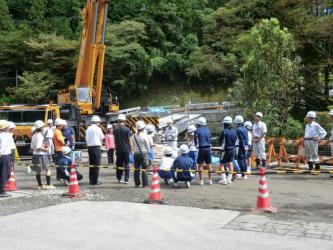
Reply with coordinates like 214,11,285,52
132,120,150,187
43,119,55,162
244,121,253,173
158,146,175,185
85,115,105,185
304,111,327,170
7,121,16,166
163,119,178,153
0,120,12,198
328,111,333,156
31,120,55,190
252,112,267,168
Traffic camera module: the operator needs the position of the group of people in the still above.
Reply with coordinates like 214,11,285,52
0,109,331,198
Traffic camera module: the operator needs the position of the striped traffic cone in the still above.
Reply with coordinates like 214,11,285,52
62,165,81,198
143,165,167,204
252,167,277,213
5,164,17,191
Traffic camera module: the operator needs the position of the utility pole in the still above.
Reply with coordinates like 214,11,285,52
187,98,191,126
15,68,18,87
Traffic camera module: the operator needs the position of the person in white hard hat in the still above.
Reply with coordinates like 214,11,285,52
252,112,267,168
163,118,178,152
43,119,55,162
234,115,249,180
31,120,55,190
85,115,105,185
105,124,115,164
186,124,197,171
113,114,133,183
171,145,195,188
158,146,175,185
62,120,75,150
132,120,150,187
7,121,16,166
53,118,66,180
194,116,213,185
218,116,237,185
146,124,155,165
304,111,326,171
244,121,253,173
0,120,12,197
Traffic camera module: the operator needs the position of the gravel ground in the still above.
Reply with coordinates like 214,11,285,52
1,163,333,224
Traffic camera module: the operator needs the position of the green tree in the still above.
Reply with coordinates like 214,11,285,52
235,18,303,136
0,0,14,32
7,71,56,104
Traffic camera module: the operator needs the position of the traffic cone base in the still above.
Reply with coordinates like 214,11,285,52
62,165,81,199
5,165,17,191
143,165,167,205
252,167,277,213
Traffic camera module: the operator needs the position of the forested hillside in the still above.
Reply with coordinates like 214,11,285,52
0,0,332,135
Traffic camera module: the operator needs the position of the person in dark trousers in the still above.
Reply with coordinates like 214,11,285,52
132,120,150,187
0,120,12,198
113,114,133,184
194,117,212,185
171,145,195,188
85,115,105,185
105,124,115,164
218,116,237,185
62,120,75,150
234,115,249,179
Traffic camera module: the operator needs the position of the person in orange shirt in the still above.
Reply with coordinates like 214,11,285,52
53,118,65,180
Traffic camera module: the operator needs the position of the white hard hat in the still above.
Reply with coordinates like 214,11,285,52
34,120,45,129
179,144,189,154
244,121,253,130
223,116,233,124
164,146,173,155
61,146,71,155
31,126,36,133
0,120,8,130
8,121,16,129
55,118,63,126
329,110,333,116
255,112,263,118
198,117,206,126
166,118,173,124
118,114,126,121
234,115,244,124
306,111,316,118
61,119,67,126
107,124,113,129
135,120,146,130
91,115,101,123
187,124,196,133
47,119,53,124
146,125,155,133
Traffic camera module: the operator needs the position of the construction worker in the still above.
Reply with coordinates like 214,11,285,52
31,120,55,190
85,115,105,185
218,116,237,185
0,120,11,197
105,124,115,164
164,119,178,152
244,121,253,173
113,114,133,184
62,120,75,150
158,146,174,185
234,115,249,179
132,120,150,188
187,124,197,168
43,119,55,162
304,111,327,170
171,144,195,188
253,112,267,168
7,121,16,166
194,117,212,185
53,118,65,180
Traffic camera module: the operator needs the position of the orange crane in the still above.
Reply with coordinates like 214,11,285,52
58,0,119,114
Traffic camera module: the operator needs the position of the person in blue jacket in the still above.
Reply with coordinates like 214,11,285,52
194,117,212,186
234,115,249,179
171,145,195,188
57,146,82,185
218,116,237,185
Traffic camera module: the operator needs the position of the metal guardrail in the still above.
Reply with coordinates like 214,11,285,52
118,107,141,115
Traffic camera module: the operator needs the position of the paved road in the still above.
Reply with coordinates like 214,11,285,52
0,201,332,250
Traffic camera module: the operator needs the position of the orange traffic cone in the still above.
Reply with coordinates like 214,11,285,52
62,165,81,198
5,164,17,191
252,167,277,213
143,165,167,204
